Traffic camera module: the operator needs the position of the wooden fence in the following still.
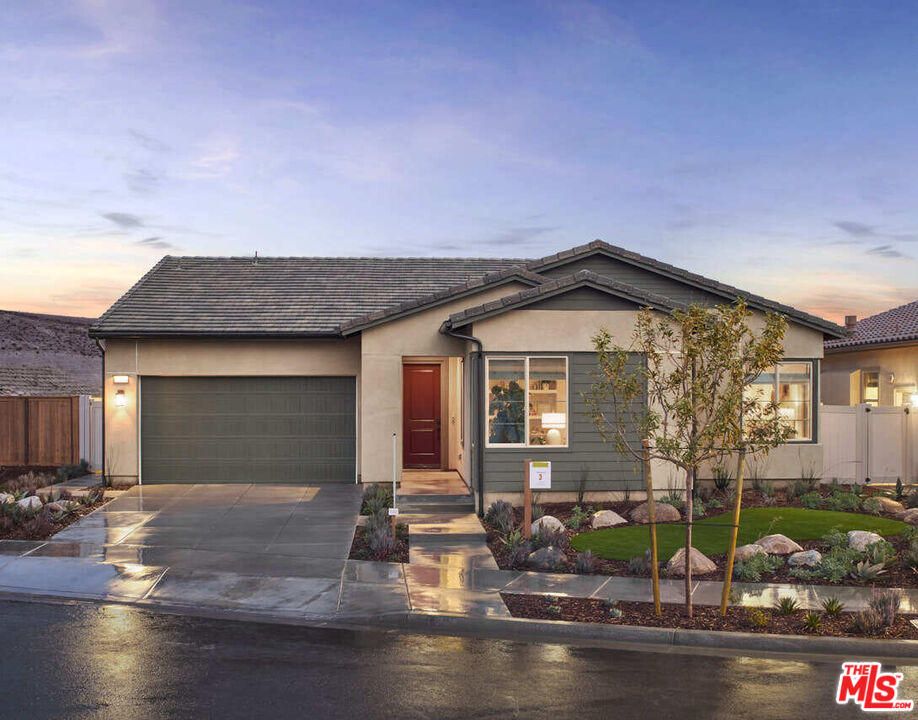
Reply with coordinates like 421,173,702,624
0,396,81,467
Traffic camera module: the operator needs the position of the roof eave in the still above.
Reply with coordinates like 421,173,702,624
89,329,343,340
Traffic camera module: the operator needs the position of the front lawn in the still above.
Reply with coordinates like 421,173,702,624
570,507,909,561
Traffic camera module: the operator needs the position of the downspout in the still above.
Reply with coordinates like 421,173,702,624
443,323,486,516
94,338,105,486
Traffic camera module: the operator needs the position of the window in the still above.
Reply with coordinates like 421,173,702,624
743,361,813,441
487,356,568,447
893,385,917,407
862,371,879,406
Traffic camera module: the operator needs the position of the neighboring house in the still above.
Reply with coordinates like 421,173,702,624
89,241,845,508
822,301,918,407
0,310,102,397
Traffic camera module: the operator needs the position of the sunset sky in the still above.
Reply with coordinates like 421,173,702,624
3,1,918,323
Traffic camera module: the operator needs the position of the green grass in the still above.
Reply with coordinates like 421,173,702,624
569,507,909,561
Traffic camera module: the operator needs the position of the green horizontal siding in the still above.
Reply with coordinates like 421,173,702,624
483,352,645,493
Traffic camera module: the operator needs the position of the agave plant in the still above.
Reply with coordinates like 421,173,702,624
775,596,800,615
850,560,887,582
821,596,844,616
803,611,822,632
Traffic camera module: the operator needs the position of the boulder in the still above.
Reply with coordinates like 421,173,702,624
45,501,76,513
531,515,564,536
526,546,563,571
788,549,822,567
666,546,717,576
16,496,42,511
873,497,905,514
894,508,918,526
734,544,765,562
631,502,681,524
591,510,627,529
848,530,883,552
756,534,803,555
0,492,13,504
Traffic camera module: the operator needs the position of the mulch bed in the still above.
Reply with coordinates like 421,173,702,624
348,524,409,563
0,466,57,483
484,491,918,588
501,593,918,639
0,497,111,542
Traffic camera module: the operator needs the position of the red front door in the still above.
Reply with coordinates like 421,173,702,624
403,364,441,468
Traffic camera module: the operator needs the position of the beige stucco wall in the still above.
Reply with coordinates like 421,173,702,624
103,337,361,484
822,344,918,406
359,282,529,483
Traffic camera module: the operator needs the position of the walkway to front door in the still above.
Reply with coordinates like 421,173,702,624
400,470,469,496
403,363,441,468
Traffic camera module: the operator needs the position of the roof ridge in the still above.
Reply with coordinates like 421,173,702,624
157,255,531,262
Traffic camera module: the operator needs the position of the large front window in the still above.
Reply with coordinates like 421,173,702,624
744,361,814,441
487,356,568,447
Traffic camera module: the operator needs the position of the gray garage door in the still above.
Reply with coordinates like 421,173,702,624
140,376,356,484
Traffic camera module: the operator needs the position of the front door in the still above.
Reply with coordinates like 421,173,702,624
403,364,441,468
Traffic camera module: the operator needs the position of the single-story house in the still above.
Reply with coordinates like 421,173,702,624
89,241,846,510
822,301,918,407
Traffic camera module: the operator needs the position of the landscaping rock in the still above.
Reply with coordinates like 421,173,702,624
45,501,76,513
531,515,564,536
734,544,765,562
873,497,905,514
894,508,918,525
631,502,681,524
591,510,627,529
847,530,883,552
526,546,563,571
788,549,822,567
16,496,42,511
0,492,13,504
756,534,803,555
666,546,717,576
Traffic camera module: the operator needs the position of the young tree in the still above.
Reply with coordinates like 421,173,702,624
585,299,790,616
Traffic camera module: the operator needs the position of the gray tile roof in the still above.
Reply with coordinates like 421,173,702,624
90,256,525,337
444,270,684,329
0,366,100,396
825,300,918,351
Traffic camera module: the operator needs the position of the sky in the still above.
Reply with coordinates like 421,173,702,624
2,1,918,323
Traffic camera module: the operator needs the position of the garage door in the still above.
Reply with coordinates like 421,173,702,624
140,376,356,483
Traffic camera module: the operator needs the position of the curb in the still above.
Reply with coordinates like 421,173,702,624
2,590,916,663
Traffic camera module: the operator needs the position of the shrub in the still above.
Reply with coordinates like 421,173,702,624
821,528,848,550
790,546,861,583
860,497,882,516
733,553,783,582
824,490,860,512
712,466,732,493
852,608,884,635
896,478,904,501
55,459,90,484
904,541,918,572
692,500,706,519
864,539,896,567
906,490,918,509
509,541,532,568
485,500,515,535
564,505,590,530
365,509,389,534
531,503,545,521
22,509,53,538
821,597,844,616
500,528,524,552
660,493,684,511
850,560,887,582
628,551,650,575
361,484,392,515
800,492,823,509
602,599,622,618
367,523,395,558
868,589,901,627
574,550,596,574
707,498,723,510
803,612,822,632
775,597,800,615
746,607,768,628
532,527,567,551
577,465,589,505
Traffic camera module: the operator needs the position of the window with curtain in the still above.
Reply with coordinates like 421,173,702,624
487,357,568,447
743,361,813,441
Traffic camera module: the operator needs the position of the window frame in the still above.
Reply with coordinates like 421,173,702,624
484,355,570,449
748,359,817,444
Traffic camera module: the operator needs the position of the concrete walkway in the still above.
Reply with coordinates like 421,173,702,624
0,484,914,627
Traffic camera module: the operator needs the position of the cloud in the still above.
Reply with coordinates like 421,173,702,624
832,220,876,238
543,0,644,50
124,168,159,195
134,236,177,250
490,226,559,246
188,138,240,179
866,244,906,258
101,212,143,228
128,129,168,153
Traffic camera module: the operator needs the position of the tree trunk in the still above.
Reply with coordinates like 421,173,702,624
719,450,746,616
684,465,694,617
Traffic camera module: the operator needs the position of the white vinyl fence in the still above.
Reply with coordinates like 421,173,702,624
78,395,104,472
821,404,915,484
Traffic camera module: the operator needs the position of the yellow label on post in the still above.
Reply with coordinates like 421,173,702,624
529,461,551,489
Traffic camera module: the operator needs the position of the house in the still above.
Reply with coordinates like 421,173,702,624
822,302,918,407
89,240,845,510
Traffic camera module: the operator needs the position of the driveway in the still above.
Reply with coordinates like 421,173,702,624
0,483,363,616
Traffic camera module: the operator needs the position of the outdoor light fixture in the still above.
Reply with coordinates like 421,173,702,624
115,390,127,407
541,412,566,445
112,375,130,384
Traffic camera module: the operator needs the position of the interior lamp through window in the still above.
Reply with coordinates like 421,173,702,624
541,412,566,445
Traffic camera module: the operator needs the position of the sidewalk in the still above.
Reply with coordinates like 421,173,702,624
0,499,916,655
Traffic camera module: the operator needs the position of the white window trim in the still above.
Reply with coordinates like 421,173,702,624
485,356,569,448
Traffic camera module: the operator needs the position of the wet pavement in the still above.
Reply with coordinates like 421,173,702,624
0,599,903,719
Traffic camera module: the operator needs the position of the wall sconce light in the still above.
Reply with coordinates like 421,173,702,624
112,375,130,384
115,390,127,407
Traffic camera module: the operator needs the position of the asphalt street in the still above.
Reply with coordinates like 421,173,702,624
0,599,912,719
